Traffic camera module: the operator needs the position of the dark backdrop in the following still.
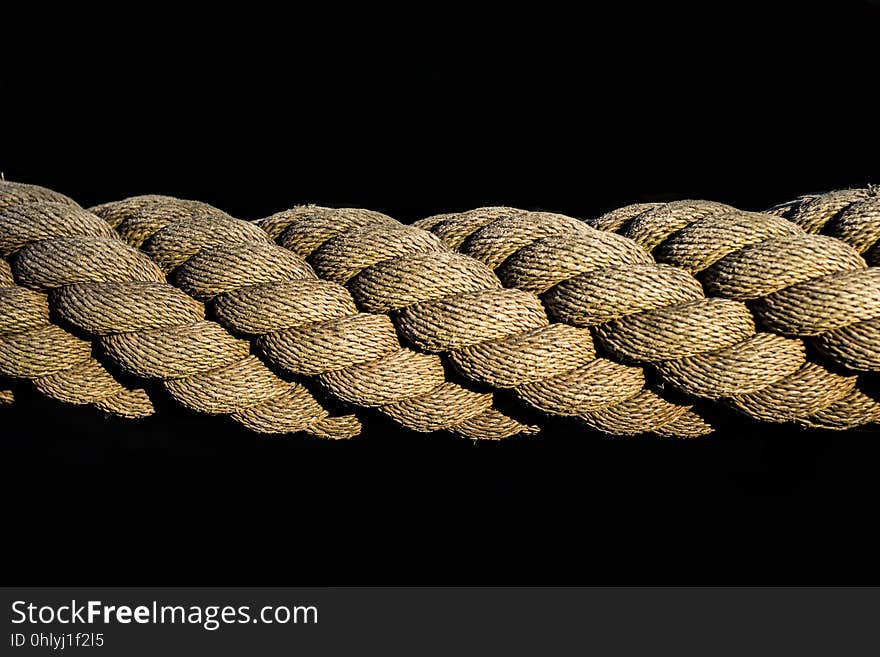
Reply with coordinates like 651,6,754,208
2,3,879,584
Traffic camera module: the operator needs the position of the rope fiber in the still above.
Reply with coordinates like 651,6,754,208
1,181,878,439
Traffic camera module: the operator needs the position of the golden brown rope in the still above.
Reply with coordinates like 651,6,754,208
0,183,359,438
765,187,880,371
415,200,880,430
264,208,715,437
0,185,156,418
586,193,880,428
90,196,537,440
2,180,878,438
412,207,812,429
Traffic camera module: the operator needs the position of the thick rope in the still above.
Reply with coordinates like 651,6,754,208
415,197,880,430
1,186,512,440
600,193,880,372
0,185,156,417
1,181,878,438
589,192,880,428
767,186,880,266
0,185,360,438
89,196,537,440
263,208,715,437
765,187,880,369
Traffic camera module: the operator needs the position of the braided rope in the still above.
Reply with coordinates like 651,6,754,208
416,196,880,430
1,181,878,438
0,185,156,417
263,208,715,437
765,187,880,370
0,185,360,439
590,191,880,428
90,197,537,440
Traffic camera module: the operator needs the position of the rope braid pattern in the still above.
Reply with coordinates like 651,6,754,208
767,186,880,266
416,201,880,431
413,205,787,432
0,184,155,417
588,194,880,428
0,183,359,438
260,208,713,437
1,180,877,438
765,186,880,371
91,197,535,440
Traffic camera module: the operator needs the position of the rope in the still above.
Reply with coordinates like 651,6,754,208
415,195,880,430
0,191,359,439
89,197,537,440
1,181,878,439
591,195,880,427
267,208,710,437
0,183,535,440
0,185,155,417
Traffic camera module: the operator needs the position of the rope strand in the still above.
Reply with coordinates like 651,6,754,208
93,197,536,440
269,207,714,437
417,200,880,430
2,180,878,438
0,184,358,438
0,186,156,418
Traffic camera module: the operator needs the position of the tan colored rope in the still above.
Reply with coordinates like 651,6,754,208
263,208,714,437
1,180,878,438
0,183,359,438
90,197,536,440
0,185,156,417
605,194,880,371
765,186,880,370
416,202,880,430
586,194,880,428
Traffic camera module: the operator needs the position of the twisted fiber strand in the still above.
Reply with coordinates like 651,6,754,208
0,186,356,439
260,208,712,438
587,198,880,429
0,183,155,417
599,196,880,371
580,206,877,428
3,181,878,437
767,186,880,264
97,198,534,440
610,196,880,370
766,186,880,371
416,204,878,431
0,182,80,213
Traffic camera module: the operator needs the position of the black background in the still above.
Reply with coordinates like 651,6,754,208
2,3,879,585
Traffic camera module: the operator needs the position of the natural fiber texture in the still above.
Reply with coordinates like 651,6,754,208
0,185,156,417
585,191,880,428
416,198,880,431
92,197,536,440
266,208,713,437
1,180,878,438
0,182,359,438
766,187,880,369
